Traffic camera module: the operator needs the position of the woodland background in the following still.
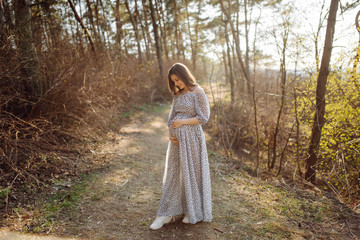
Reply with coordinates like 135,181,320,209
1,0,360,223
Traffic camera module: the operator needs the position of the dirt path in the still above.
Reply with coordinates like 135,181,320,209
53,104,219,240
1,102,359,240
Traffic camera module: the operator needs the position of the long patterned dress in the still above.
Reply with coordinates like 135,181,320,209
156,87,212,224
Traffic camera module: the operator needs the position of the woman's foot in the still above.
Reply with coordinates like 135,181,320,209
150,216,172,230
182,214,189,224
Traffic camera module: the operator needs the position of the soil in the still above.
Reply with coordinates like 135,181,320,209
1,102,359,240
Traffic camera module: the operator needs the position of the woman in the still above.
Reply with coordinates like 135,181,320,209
150,63,212,230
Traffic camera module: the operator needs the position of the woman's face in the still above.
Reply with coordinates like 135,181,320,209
171,74,187,91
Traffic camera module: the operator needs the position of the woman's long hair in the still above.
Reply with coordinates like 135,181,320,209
168,63,198,95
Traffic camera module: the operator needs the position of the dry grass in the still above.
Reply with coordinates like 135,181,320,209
0,47,168,220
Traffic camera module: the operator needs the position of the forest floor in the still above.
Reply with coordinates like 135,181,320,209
1,102,360,240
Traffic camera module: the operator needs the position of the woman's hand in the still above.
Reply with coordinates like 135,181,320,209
171,119,184,129
169,136,179,145
168,128,179,145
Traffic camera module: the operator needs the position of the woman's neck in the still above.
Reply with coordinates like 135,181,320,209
178,86,190,94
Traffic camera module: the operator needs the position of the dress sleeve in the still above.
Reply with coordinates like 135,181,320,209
167,98,176,126
195,91,210,124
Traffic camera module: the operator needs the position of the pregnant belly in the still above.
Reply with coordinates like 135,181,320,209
169,124,177,137
169,120,202,140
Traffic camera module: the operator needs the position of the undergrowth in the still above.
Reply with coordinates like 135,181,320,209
209,150,360,239
0,48,172,221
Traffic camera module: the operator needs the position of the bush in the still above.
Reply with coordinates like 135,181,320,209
297,72,360,200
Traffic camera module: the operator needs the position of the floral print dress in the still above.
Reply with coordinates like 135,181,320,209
156,87,212,224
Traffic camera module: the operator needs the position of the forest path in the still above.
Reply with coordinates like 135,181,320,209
50,103,226,240
53,103,221,240
1,101,359,240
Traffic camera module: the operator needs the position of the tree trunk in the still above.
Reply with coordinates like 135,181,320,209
141,0,152,59
138,10,150,60
185,0,194,64
294,89,303,177
124,0,144,64
305,0,339,183
219,0,252,100
222,49,229,85
351,10,360,94
67,0,96,53
315,33,320,73
31,0,43,51
135,0,150,60
149,0,164,83
268,5,291,170
157,0,169,61
0,0,5,44
14,0,41,96
252,74,260,176
270,32,288,170
85,0,97,42
40,0,61,50
94,0,103,44
114,0,124,52
2,0,14,45
244,0,250,83
314,1,326,73
224,20,235,105
174,0,180,60
252,8,261,77
192,0,202,71
98,0,110,47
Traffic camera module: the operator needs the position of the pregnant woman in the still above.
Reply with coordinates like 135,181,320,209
150,63,212,230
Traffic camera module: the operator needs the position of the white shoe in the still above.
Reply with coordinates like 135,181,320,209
182,215,189,224
150,216,172,230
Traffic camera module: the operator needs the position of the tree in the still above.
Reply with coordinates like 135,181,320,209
113,0,125,52
173,0,181,60
305,0,339,183
185,0,203,71
156,0,169,61
14,0,41,96
149,0,165,84
85,0,98,42
223,18,235,105
68,0,96,53
124,0,144,64
351,10,360,94
269,3,292,170
141,0,153,60
219,0,252,100
0,0,12,49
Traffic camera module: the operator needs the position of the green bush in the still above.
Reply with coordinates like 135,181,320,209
296,71,360,200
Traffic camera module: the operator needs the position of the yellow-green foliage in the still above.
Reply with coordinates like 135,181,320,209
296,71,360,199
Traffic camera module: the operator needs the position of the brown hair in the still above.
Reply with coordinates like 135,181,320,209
168,63,198,95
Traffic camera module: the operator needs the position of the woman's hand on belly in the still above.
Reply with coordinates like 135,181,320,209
171,119,184,129
168,128,179,145
169,136,179,145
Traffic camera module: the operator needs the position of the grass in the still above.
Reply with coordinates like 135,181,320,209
120,102,168,121
20,173,98,233
134,102,168,113
208,152,356,239
0,187,11,208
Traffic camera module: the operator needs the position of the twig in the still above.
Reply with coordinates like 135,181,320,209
120,179,129,186
3,158,46,187
1,110,43,132
4,173,20,214
345,219,358,240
